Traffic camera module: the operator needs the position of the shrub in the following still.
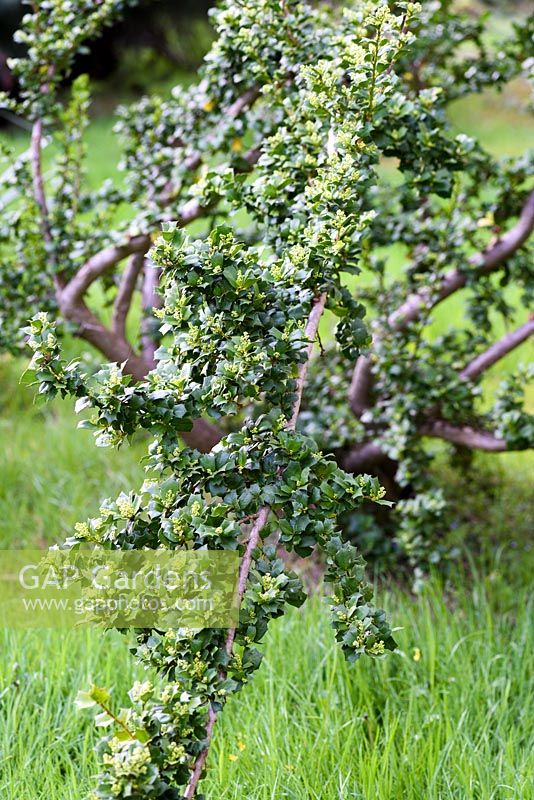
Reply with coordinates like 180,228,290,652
1,1,533,796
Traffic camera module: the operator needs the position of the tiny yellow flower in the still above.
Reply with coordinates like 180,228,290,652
228,754,238,762
413,647,422,662
237,740,246,752
477,213,494,228
231,138,243,153
203,99,215,112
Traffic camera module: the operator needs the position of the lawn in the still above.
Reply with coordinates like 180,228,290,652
1,577,533,799
1,17,533,799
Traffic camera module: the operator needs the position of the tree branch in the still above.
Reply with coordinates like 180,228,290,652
419,420,510,451
31,117,66,294
60,297,149,380
60,190,210,309
348,190,534,414
341,415,523,475
389,189,534,329
182,419,224,453
61,234,151,311
288,293,328,429
460,317,534,381
184,503,270,800
61,148,262,312
349,354,374,416
112,252,145,337
184,293,327,799
338,440,388,473
31,119,51,242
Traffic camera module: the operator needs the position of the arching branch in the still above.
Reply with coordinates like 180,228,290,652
349,354,374,416
61,147,262,318
31,120,51,240
339,440,389,473
460,317,534,381
419,420,510,451
59,298,148,381
340,415,524,478
349,191,534,415
61,235,151,311
389,190,534,329
112,252,145,338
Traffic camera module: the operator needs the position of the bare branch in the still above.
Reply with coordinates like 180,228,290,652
390,190,534,329
288,293,328,429
227,86,262,118
61,234,151,311
61,298,149,380
184,293,327,799
183,711,216,797
349,354,374,415
61,193,213,307
460,317,534,381
61,173,258,310
349,191,534,414
112,252,145,337
31,117,67,294
184,503,270,799
342,416,522,475
31,119,51,242
339,440,388,472
419,420,509,451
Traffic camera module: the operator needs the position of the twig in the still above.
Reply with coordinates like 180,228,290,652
288,293,327,429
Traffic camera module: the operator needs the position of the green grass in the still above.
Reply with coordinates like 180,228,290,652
1,571,533,799
0,357,146,550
